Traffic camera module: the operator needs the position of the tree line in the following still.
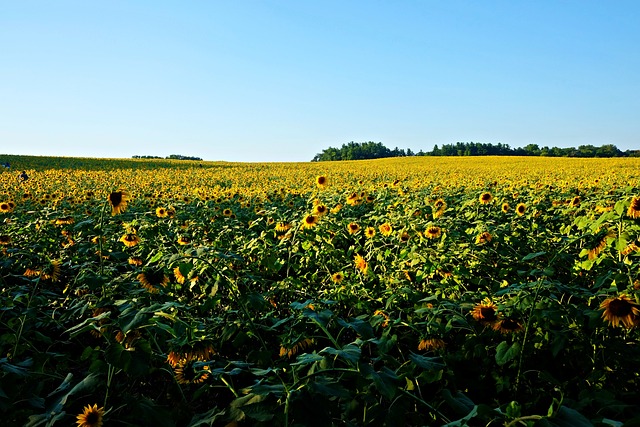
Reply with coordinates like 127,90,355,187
132,154,203,161
312,141,639,161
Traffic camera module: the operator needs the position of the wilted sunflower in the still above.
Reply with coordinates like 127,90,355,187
621,241,640,256
399,231,410,242
471,299,498,324
628,196,640,219
347,222,360,234
515,203,526,216
76,403,104,427
354,254,368,274
315,175,328,189
364,226,376,238
600,294,639,328
475,231,492,245
493,317,523,334
120,233,140,247
137,269,169,293
425,226,442,239
331,272,344,283
41,260,62,282
373,310,390,327
479,192,493,204
0,235,11,245
55,216,74,225
280,338,314,358
302,214,318,228
418,338,446,351
174,359,211,384
128,256,143,266
108,189,129,216
379,222,393,236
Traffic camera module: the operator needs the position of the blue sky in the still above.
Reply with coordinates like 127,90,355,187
1,1,639,162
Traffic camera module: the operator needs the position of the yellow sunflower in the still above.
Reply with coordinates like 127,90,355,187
347,222,360,234
174,359,211,384
600,294,639,328
364,226,376,238
479,192,493,204
177,236,191,245
628,196,640,219
0,202,13,213
313,204,328,216
120,233,140,247
315,175,328,189
128,256,143,266
302,214,318,228
501,202,510,213
378,222,393,236
156,207,168,218
515,203,526,216
354,254,368,274
331,272,344,283
424,226,442,239
108,190,129,216
76,404,104,427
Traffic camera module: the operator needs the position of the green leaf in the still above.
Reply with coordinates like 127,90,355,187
409,352,445,370
522,251,546,261
495,341,521,366
548,405,593,427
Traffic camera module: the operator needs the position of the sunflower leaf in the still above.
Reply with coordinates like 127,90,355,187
495,341,521,366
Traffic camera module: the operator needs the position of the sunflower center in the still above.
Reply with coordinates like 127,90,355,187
85,411,100,423
109,192,122,205
480,307,496,320
608,298,633,316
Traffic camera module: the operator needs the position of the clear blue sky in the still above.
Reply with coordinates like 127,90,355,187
1,1,639,162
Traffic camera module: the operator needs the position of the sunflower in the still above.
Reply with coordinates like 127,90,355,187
425,226,442,239
515,203,526,216
177,236,191,245
302,214,318,228
346,192,361,206
373,310,390,327
399,231,410,242
418,338,446,351
354,254,368,274
471,299,498,324
379,222,393,236
120,233,140,247
156,207,168,218
330,203,342,213
364,226,376,238
166,206,176,218
331,272,344,283
174,359,211,384
313,204,328,216
600,294,639,328
76,403,104,427
315,175,328,189
479,192,493,204
347,222,360,234
275,222,292,232
41,260,62,282
222,208,233,217
628,196,640,219
128,256,143,266
0,202,12,213
280,338,314,358
475,231,492,245
570,196,581,207
108,189,129,216
137,269,169,293
0,235,11,245
493,317,523,334
501,202,510,213
55,216,74,225
620,241,640,256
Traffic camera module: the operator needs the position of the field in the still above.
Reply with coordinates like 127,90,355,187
1,154,640,426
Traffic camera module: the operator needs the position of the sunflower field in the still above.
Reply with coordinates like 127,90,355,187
1,154,640,426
